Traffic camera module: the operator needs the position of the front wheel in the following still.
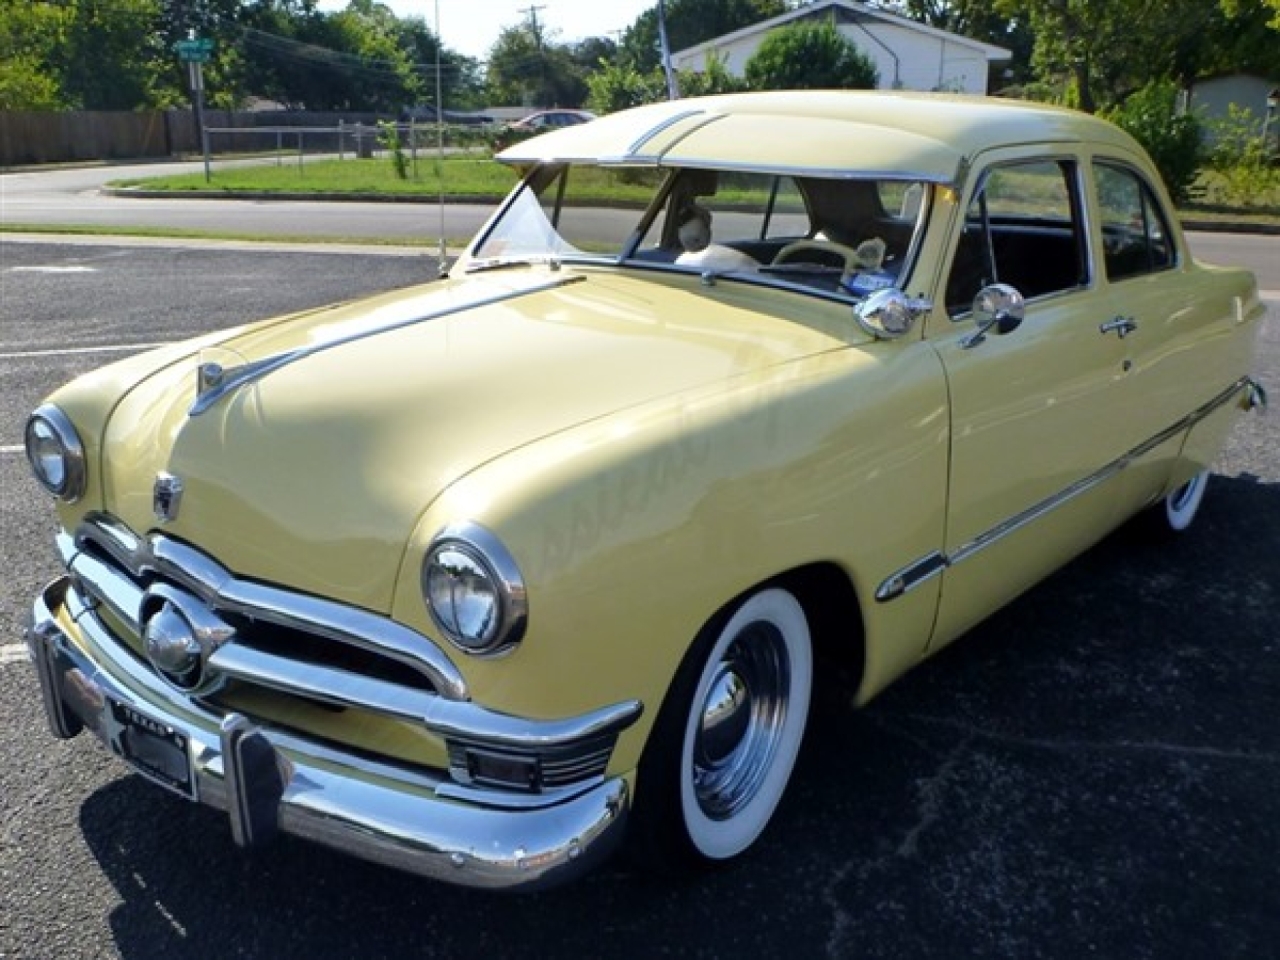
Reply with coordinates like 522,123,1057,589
632,587,812,867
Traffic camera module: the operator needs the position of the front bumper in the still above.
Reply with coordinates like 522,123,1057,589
27,577,632,891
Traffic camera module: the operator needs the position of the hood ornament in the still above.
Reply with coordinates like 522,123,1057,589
153,472,184,522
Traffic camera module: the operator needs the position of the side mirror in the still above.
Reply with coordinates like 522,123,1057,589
854,288,932,340
962,283,1025,348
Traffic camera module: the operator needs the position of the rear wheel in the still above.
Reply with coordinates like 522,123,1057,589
632,587,812,866
1162,470,1210,532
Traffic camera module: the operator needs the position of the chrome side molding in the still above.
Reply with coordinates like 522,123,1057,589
877,376,1259,603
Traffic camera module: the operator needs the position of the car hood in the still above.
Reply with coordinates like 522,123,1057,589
99,269,849,612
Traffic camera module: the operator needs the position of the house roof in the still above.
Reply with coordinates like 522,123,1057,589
673,0,1012,63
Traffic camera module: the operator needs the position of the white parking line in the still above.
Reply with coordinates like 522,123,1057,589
0,644,30,667
0,341,169,360
1,445,22,454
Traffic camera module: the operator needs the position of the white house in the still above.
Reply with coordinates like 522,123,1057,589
672,0,1012,96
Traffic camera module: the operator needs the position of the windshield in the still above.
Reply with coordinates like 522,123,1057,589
467,164,930,299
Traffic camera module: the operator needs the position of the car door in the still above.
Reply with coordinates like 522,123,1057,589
925,150,1146,650
1086,156,1245,512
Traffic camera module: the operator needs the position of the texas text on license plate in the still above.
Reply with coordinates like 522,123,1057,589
108,696,197,801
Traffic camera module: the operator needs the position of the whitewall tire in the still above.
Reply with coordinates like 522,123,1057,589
1163,469,1210,532
673,587,813,860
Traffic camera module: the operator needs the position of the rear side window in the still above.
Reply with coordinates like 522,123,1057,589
1094,162,1175,281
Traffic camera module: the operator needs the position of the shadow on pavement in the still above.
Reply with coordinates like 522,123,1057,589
78,473,1279,959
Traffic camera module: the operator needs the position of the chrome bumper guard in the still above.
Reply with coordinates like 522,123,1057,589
28,577,632,890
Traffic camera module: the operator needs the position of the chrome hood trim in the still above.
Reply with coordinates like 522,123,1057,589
189,274,586,416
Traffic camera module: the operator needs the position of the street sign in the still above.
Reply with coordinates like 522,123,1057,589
175,38,214,63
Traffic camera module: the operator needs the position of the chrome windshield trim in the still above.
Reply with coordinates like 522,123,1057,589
189,275,587,417
877,378,1255,602
73,515,468,701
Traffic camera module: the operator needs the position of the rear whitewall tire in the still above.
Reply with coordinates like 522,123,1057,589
1164,469,1210,532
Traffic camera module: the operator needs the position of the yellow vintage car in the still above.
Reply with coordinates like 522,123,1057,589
24,92,1266,890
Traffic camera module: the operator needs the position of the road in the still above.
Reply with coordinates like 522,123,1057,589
1,159,497,242
0,202,1277,957
3,161,1278,280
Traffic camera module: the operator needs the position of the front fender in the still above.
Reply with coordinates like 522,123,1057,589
392,340,951,775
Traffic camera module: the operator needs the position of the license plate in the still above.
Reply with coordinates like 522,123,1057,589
108,697,197,801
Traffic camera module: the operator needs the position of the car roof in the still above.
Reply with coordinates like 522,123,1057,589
496,90,1143,186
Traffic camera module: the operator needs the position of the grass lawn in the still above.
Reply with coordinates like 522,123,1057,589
111,155,1280,226
110,155,521,197
1181,169,1280,228
107,154,668,205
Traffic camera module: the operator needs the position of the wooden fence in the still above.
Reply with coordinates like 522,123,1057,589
0,109,389,167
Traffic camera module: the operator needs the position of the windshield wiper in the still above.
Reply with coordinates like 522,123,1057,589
464,254,563,275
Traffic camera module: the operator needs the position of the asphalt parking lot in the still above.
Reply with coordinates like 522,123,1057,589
1,238,1277,959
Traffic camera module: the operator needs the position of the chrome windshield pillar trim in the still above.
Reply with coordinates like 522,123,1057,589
878,378,1255,601
27,580,630,891
71,515,468,701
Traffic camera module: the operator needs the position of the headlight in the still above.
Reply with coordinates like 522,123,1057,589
423,522,527,656
25,404,86,502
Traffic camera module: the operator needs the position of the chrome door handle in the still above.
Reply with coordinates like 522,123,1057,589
1100,316,1138,338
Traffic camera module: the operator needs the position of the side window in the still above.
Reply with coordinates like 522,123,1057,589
642,171,815,256
1094,162,1175,281
760,176,811,241
946,159,1088,315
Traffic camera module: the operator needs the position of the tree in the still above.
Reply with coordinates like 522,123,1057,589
996,0,1280,113
620,0,789,72
1101,79,1204,203
744,20,879,90
0,0,71,110
395,15,485,110
585,54,746,114
485,22,589,107
868,0,1035,86
57,0,170,110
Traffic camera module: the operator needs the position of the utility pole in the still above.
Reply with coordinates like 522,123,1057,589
657,0,680,100
521,4,546,49
521,4,547,107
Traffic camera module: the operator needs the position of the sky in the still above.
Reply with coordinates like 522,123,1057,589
315,0,659,61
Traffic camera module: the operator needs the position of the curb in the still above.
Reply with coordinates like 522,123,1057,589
1180,218,1280,237
103,187,508,206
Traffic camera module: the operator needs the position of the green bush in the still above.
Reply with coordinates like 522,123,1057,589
377,121,408,180
1202,104,1280,208
743,20,878,91
1101,81,1204,205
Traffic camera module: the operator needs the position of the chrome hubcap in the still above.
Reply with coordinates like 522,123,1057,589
692,622,790,820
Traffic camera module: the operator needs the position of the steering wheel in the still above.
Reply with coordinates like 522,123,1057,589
770,240,863,283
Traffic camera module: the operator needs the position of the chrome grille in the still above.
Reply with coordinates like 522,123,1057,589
62,515,465,711
56,514,642,796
